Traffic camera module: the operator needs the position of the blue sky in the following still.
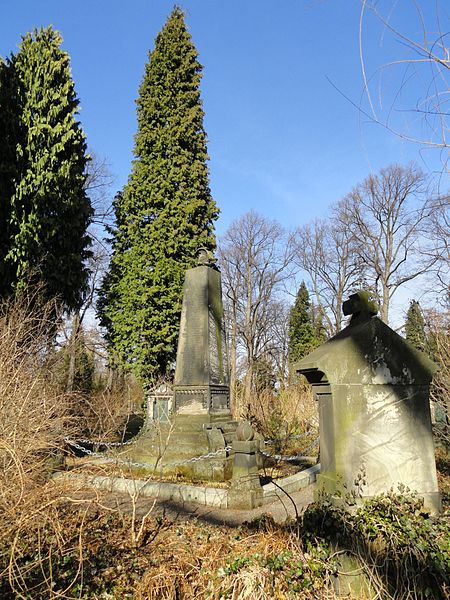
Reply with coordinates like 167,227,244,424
2,0,447,239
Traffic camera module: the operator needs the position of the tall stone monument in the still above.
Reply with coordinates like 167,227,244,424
173,248,231,417
129,249,236,480
294,291,441,513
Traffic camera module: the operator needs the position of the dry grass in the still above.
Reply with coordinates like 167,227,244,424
133,518,332,600
0,292,448,599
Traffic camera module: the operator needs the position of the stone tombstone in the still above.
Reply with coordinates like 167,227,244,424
294,291,441,513
173,248,231,416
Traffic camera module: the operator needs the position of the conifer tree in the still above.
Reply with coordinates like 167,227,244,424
405,299,428,354
288,281,320,365
98,8,218,386
0,27,92,310
0,58,19,293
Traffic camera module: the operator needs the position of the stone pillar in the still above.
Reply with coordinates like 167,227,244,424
228,422,263,509
173,249,231,417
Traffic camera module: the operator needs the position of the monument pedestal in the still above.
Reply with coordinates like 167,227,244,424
173,384,230,415
228,434,263,509
129,413,237,480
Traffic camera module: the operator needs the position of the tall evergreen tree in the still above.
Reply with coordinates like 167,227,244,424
288,281,321,366
0,57,19,293
98,8,218,387
0,27,92,310
405,299,428,354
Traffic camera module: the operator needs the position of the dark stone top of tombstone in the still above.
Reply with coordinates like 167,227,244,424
342,290,379,326
197,247,219,270
294,290,437,385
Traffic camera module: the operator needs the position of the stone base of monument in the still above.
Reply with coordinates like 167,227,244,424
126,413,238,481
228,475,263,509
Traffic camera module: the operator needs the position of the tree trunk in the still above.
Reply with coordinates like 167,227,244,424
229,306,237,415
66,312,80,393
380,285,390,324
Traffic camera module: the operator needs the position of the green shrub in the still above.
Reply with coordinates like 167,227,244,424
302,488,450,599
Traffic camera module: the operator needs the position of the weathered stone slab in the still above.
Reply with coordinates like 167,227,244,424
262,465,320,504
55,467,320,510
56,472,228,508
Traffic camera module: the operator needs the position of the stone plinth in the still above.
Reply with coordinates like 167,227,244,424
294,292,441,513
130,414,235,481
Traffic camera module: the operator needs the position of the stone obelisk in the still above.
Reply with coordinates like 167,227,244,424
173,248,231,417
129,249,235,480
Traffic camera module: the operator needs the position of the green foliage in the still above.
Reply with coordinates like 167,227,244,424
0,58,20,292
302,487,450,599
288,282,324,366
0,27,92,311
73,349,94,394
98,8,218,388
405,299,428,354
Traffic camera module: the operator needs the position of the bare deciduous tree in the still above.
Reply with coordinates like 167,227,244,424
424,194,450,302
266,299,291,388
218,211,295,409
84,150,115,231
357,3,450,305
64,151,114,395
424,307,450,444
360,1,450,165
336,163,433,323
294,218,363,335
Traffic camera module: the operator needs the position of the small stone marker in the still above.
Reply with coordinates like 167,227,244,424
148,383,172,423
228,421,263,509
294,291,441,513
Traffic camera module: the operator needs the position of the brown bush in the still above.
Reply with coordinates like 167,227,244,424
0,292,76,596
240,382,318,442
0,293,71,496
70,378,144,442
